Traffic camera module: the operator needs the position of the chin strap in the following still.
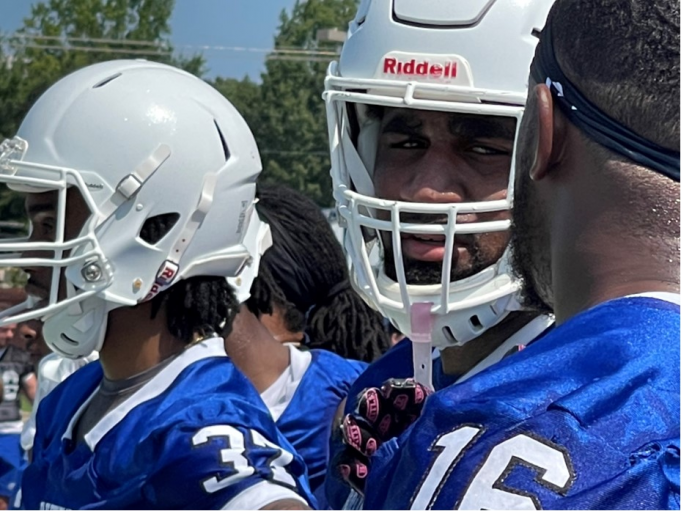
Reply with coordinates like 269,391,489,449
410,302,434,391
98,144,171,220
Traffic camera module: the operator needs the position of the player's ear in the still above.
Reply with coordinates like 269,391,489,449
531,84,569,182
529,84,553,182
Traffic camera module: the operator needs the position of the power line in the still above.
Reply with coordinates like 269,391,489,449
8,33,164,48
20,43,171,57
261,150,329,156
183,44,337,56
4,32,339,57
17,43,335,61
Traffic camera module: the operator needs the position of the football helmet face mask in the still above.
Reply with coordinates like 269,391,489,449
0,60,270,358
325,0,554,351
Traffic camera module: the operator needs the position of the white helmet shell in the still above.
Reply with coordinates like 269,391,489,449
0,60,270,358
325,0,554,348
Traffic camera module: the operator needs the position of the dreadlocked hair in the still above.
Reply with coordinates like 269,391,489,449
140,212,240,343
246,184,390,362
247,261,306,333
305,285,391,362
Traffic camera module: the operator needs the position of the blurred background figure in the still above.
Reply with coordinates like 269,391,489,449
8,317,46,369
0,324,15,350
0,289,24,351
0,289,35,509
13,306,98,462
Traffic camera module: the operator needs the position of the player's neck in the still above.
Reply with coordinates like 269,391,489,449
546,163,680,323
99,303,186,381
439,311,539,377
260,305,305,344
224,305,291,393
551,222,680,325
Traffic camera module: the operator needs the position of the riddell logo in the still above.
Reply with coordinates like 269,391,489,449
142,260,179,302
383,57,457,79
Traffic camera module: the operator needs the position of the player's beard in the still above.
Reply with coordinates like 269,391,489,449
381,216,507,285
509,149,553,313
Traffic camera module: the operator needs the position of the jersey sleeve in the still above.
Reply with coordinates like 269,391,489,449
143,423,313,510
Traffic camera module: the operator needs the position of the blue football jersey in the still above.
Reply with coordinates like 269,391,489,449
276,349,366,493
325,318,552,509
322,341,471,510
363,297,680,510
21,337,315,510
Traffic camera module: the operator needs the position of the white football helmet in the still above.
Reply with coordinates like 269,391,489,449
0,60,271,358
325,0,554,357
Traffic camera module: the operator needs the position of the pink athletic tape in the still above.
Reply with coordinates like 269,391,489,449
410,302,433,343
410,302,434,391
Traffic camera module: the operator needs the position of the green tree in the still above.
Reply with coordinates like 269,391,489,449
0,0,205,141
209,76,261,132
0,0,204,224
254,0,358,206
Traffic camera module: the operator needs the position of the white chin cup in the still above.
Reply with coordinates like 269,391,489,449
429,294,514,348
374,255,519,349
42,296,109,359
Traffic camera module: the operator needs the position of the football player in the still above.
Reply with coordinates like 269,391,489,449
0,60,314,509
323,0,556,506
246,184,389,363
335,0,680,508
224,184,384,494
0,293,35,508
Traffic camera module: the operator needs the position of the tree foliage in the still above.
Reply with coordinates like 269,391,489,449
254,0,358,206
207,0,357,206
0,0,358,225
210,76,261,130
0,0,205,140
0,0,205,224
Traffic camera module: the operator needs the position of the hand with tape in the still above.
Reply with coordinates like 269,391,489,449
335,378,433,496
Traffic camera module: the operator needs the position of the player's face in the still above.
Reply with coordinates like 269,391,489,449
21,318,49,366
372,107,516,285
509,88,553,312
8,320,34,351
0,323,15,347
23,188,91,301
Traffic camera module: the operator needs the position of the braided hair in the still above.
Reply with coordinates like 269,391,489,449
142,213,240,343
246,184,390,362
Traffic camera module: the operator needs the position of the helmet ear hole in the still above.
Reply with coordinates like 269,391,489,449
443,326,458,345
469,314,484,332
139,213,180,245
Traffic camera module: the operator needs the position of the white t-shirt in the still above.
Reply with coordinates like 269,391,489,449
259,345,312,422
627,291,680,305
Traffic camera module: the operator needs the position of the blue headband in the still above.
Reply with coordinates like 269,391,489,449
530,22,680,182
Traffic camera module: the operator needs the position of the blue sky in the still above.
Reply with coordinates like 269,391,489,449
1,0,298,80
